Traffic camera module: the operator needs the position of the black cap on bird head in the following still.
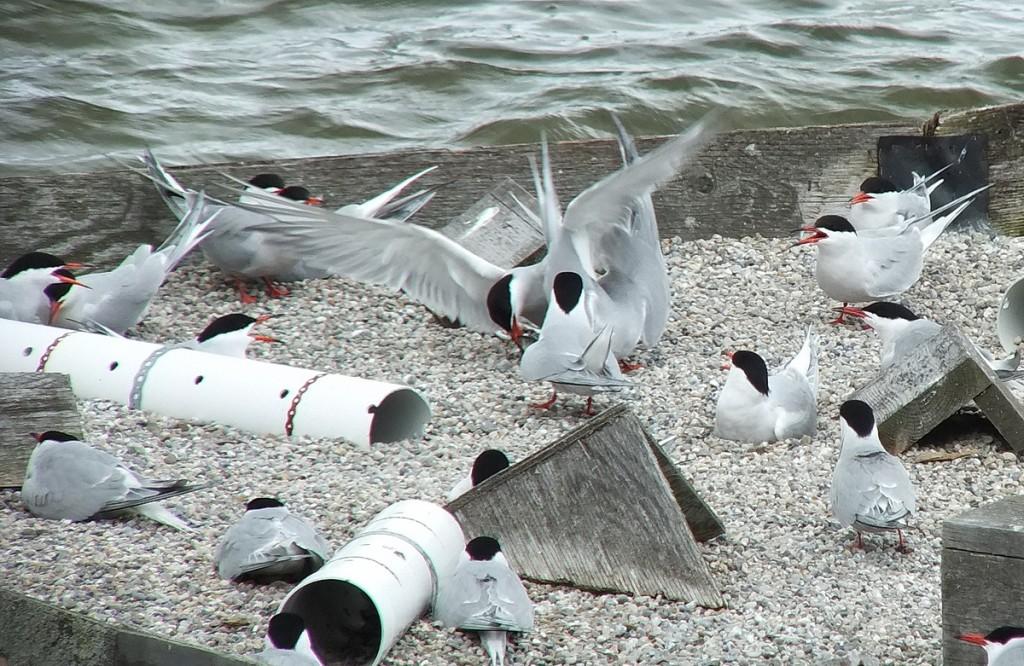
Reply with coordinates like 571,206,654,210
553,271,584,314
794,215,856,246
31,430,79,443
839,400,875,437
857,177,899,195
471,449,510,486
466,536,502,561
245,497,285,511
278,185,323,205
266,612,306,650
861,301,919,321
2,252,68,279
248,173,286,191
197,313,259,342
730,350,769,396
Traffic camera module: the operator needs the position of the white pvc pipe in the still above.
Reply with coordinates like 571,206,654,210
0,319,430,445
998,275,1024,353
278,500,465,666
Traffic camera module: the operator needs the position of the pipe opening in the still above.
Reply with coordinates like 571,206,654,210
368,389,431,444
997,276,1024,353
281,579,382,665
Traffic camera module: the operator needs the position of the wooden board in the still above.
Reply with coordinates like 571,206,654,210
4,102,1023,268
849,326,1024,454
446,403,724,607
0,372,81,488
941,495,1024,665
437,176,544,267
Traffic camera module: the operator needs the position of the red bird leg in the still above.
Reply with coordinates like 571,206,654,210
618,359,644,373
896,529,912,554
262,278,290,298
852,532,864,550
828,303,848,325
531,390,558,410
583,397,596,416
235,279,257,305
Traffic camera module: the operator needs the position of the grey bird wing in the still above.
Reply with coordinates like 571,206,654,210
222,185,509,333
886,319,942,368
767,371,817,440
858,234,921,298
435,561,534,632
832,451,916,529
215,509,329,579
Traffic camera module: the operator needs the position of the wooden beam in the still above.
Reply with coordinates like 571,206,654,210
0,372,81,488
849,326,1024,454
942,495,1024,665
446,403,724,607
4,102,1023,268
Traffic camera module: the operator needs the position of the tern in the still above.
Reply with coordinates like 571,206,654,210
830,400,916,552
49,190,215,334
215,497,331,583
255,612,322,665
180,313,281,357
714,328,818,443
448,449,511,502
21,430,204,530
795,184,987,321
958,626,1024,666
519,271,630,415
0,252,88,324
435,536,534,666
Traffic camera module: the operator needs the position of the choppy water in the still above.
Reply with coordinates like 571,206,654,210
2,0,1023,175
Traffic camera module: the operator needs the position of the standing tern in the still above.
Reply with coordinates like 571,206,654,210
519,271,630,415
435,536,534,666
847,149,965,231
448,449,511,502
49,190,215,334
795,184,987,322
958,626,1024,665
830,400,916,552
214,497,331,583
255,612,322,665
21,431,205,530
224,114,719,343
714,328,819,442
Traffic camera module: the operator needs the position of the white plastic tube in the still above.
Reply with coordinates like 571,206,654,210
998,275,1024,353
278,500,465,666
0,319,430,445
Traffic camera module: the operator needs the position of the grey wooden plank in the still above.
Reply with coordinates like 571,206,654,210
941,547,1024,665
645,430,725,543
0,587,252,666
10,101,1024,269
0,372,81,488
850,327,992,453
942,495,1024,559
447,403,724,607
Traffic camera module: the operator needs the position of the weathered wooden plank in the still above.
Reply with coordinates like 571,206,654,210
0,587,251,666
942,495,1024,559
437,176,544,267
0,372,81,488
646,428,725,543
942,496,1024,665
849,326,1024,454
446,403,724,607
3,102,1023,268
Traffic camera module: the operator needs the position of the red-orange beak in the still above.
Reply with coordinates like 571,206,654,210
52,272,90,288
835,305,866,319
29,432,43,442
48,300,62,324
249,333,281,344
957,633,988,647
62,261,91,270
721,350,734,370
305,196,324,206
792,227,826,246
850,191,873,205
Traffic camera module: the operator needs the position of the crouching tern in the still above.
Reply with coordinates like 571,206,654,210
435,536,534,666
714,328,818,443
448,449,511,502
830,400,916,552
21,430,205,530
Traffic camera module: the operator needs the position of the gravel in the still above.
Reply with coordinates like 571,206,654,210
2,229,1022,665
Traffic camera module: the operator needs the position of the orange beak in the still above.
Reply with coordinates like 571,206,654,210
249,333,281,344
850,191,873,205
721,350,734,370
305,196,324,206
957,633,988,647
62,261,91,270
792,227,826,246
55,274,90,288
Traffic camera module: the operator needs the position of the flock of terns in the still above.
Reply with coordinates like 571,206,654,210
3,112,1022,664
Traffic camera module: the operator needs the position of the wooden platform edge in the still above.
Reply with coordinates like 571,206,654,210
3,102,1023,268
0,586,253,666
